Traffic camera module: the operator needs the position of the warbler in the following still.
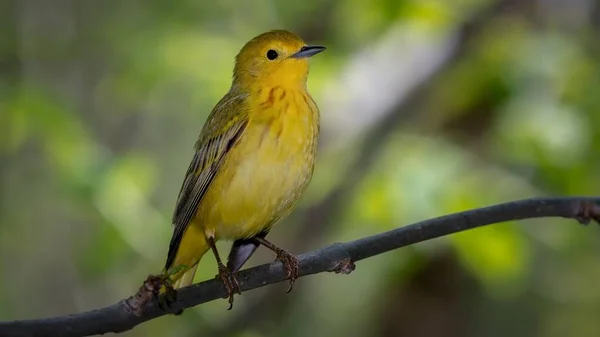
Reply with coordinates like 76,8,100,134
155,30,325,308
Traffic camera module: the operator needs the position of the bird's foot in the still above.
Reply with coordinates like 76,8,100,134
275,250,300,293
126,274,177,316
146,274,178,311
216,263,241,310
575,200,600,226
251,237,301,293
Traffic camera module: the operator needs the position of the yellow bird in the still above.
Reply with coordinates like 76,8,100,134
160,30,325,307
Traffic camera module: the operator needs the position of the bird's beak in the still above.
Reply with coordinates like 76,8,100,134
291,45,326,59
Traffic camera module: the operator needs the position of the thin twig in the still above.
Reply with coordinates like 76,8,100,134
1,197,599,337
210,2,520,334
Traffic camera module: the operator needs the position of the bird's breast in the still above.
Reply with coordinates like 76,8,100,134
200,89,319,239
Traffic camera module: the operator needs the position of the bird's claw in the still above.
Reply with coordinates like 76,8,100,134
276,250,300,293
144,274,177,311
216,264,241,310
575,201,600,226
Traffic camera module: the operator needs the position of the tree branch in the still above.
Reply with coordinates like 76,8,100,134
1,197,599,337
208,1,521,334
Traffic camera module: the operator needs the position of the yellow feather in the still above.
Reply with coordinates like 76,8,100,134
163,30,323,289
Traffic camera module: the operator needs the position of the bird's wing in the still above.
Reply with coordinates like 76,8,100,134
166,95,249,269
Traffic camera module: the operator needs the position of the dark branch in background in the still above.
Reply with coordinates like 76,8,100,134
378,250,469,337
1,197,599,337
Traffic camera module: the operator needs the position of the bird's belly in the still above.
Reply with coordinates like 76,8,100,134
198,122,315,240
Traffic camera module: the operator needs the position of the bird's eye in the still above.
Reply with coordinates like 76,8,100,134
266,50,278,60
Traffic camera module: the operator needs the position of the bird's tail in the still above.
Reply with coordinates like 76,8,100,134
173,265,199,289
165,225,211,290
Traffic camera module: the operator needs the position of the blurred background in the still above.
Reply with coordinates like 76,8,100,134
2,0,600,336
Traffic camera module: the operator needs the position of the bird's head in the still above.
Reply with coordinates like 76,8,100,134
232,30,325,90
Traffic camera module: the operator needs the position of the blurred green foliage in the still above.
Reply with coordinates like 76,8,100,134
2,0,600,336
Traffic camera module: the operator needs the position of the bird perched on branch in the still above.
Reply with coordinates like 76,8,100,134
149,30,325,309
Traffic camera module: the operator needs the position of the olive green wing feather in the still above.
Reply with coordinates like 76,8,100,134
165,95,249,270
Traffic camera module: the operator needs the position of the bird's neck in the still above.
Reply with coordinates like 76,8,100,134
231,78,308,97
228,79,313,123
232,66,309,93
